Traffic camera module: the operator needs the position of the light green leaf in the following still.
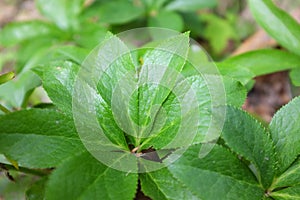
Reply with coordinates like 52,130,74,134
36,0,84,30
201,13,238,54
148,11,184,32
217,50,300,85
45,151,138,200
0,109,83,168
168,144,264,199
53,46,90,64
165,0,217,12
0,20,60,46
84,0,144,24
290,68,300,86
222,106,276,188
136,33,189,140
270,96,300,173
73,22,107,49
141,0,169,10
271,185,300,200
15,36,57,69
0,71,40,108
0,72,15,85
249,0,300,56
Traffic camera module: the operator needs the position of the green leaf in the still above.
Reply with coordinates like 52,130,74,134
167,144,264,199
45,151,138,200
270,185,300,200
222,106,276,188
248,0,300,56
0,109,83,168
290,68,300,86
0,20,60,46
270,96,300,173
0,71,40,108
33,61,79,115
26,177,47,200
35,60,128,149
53,46,90,64
15,36,57,69
223,76,247,107
136,33,189,139
141,0,169,10
36,0,84,30
201,13,237,54
73,22,107,48
271,158,300,189
0,72,15,85
148,11,184,32
165,0,217,12
84,0,144,24
217,50,300,85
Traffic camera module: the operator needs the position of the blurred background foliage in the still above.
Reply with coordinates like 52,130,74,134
0,0,253,111
1,0,300,199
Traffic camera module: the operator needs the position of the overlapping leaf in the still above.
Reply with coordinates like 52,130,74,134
151,144,264,200
0,109,83,168
217,49,300,85
45,151,138,200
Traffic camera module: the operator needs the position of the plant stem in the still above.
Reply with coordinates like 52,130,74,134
0,163,51,177
0,104,11,114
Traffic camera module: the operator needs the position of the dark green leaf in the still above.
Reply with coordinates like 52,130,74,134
0,20,60,46
165,0,217,12
36,0,84,30
0,109,83,168
222,106,276,188
148,11,184,32
168,144,264,199
249,0,300,56
45,151,138,200
270,96,300,173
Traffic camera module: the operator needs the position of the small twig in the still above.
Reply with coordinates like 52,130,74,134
131,146,140,153
0,163,51,177
0,104,11,114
